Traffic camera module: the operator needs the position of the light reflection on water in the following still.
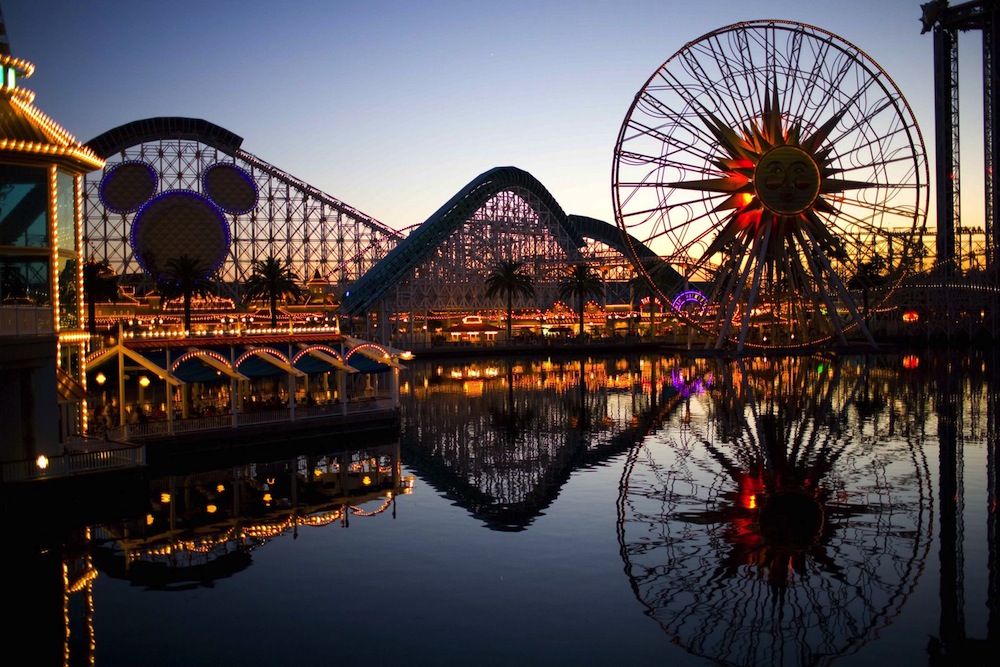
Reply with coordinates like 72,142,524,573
618,357,934,666
8,351,998,666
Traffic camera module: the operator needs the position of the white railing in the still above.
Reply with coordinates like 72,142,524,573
171,414,233,433
235,408,291,426
1,442,145,483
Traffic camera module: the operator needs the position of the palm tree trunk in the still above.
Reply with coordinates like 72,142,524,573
270,293,278,327
506,292,513,341
578,298,585,339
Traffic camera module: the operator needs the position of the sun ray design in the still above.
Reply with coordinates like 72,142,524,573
612,21,928,351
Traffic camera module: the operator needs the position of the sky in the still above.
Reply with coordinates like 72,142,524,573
3,0,987,232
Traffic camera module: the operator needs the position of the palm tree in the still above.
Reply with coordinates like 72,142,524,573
160,254,215,332
628,271,657,338
484,259,535,341
243,256,303,327
630,258,685,338
558,263,604,339
848,256,887,326
489,359,536,447
81,258,119,337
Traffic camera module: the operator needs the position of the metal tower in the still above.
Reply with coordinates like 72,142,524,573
921,0,1000,276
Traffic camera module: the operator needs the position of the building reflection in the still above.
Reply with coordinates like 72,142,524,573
616,353,1000,666
7,441,412,665
398,354,704,530
93,441,412,589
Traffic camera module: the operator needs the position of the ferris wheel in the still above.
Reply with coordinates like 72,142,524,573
612,20,929,350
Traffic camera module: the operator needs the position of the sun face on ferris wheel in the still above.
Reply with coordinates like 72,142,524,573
613,20,929,350
678,87,863,261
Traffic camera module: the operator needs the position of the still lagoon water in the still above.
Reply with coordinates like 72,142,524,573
8,351,997,666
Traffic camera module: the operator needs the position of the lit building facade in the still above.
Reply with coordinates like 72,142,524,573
0,34,105,466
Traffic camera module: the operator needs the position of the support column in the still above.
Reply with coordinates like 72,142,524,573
117,342,126,427
230,376,238,427
934,24,959,275
165,346,174,434
986,1,999,270
338,370,347,415
230,345,238,427
392,365,400,408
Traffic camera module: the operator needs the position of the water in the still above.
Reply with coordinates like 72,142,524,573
7,351,997,666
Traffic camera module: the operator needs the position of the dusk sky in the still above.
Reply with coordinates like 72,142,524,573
5,0,986,232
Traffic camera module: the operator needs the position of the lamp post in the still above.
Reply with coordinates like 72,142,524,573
95,371,107,409
139,375,150,411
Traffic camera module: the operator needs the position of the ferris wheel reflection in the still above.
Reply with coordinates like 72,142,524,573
617,356,934,667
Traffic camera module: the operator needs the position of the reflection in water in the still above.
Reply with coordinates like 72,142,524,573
617,356,934,666
93,442,412,589
398,355,690,530
8,352,1000,666
11,442,411,664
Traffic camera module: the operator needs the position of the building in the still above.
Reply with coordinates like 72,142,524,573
0,15,105,470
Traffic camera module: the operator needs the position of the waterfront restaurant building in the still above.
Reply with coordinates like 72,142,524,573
0,36,105,467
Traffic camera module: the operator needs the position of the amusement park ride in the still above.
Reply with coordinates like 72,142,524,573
613,19,930,351
75,6,999,356
920,0,999,275
614,4,998,353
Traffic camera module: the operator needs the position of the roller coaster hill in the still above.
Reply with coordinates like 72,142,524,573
82,119,678,349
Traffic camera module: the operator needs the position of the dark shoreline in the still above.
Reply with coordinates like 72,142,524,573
400,334,998,362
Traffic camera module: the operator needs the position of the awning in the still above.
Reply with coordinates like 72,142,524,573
135,349,245,383
86,344,184,386
183,349,249,381
343,337,405,369
346,354,393,373
295,346,358,374
256,350,307,377
56,368,90,402
235,349,307,378
344,336,411,362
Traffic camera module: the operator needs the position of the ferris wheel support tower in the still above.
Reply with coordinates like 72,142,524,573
921,0,1000,276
